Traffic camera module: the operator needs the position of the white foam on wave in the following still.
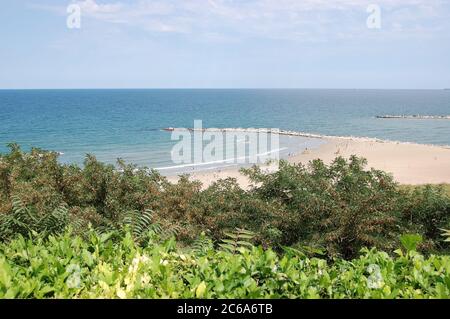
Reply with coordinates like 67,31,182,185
155,147,287,171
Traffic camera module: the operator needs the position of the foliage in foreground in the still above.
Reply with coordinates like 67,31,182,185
0,231,449,299
0,144,449,260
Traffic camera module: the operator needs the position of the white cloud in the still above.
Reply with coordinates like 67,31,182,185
78,0,123,14
42,0,450,41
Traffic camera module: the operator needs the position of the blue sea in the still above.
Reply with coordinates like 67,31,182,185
0,89,449,174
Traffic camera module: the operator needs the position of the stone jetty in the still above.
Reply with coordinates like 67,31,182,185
376,115,450,120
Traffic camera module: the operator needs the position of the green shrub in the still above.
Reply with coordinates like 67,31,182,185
0,232,449,299
1,145,450,259
401,185,450,249
242,156,403,258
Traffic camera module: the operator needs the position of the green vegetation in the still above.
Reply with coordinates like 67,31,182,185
1,231,449,299
0,144,449,298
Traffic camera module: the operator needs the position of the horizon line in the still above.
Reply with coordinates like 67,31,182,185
0,87,448,91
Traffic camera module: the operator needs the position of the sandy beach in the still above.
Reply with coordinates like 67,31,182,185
166,135,450,188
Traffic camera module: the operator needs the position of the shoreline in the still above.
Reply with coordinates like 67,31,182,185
165,128,450,188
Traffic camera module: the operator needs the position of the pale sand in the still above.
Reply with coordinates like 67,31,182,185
166,137,450,189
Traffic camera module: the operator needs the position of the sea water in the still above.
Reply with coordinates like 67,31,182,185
0,89,449,174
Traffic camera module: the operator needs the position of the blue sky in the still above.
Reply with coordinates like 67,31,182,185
1,0,450,89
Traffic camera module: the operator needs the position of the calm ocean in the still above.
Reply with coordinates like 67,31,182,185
1,89,449,173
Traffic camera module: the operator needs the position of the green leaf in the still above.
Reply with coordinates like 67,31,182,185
400,234,423,252
195,281,207,298
0,259,12,288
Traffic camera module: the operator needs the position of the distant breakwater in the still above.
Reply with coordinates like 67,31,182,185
376,115,450,120
163,127,383,142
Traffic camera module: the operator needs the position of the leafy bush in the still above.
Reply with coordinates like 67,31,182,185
1,145,449,259
401,185,450,250
0,231,449,299
242,157,403,258
0,196,70,241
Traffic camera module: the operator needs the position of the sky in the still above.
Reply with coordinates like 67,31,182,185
0,0,449,89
